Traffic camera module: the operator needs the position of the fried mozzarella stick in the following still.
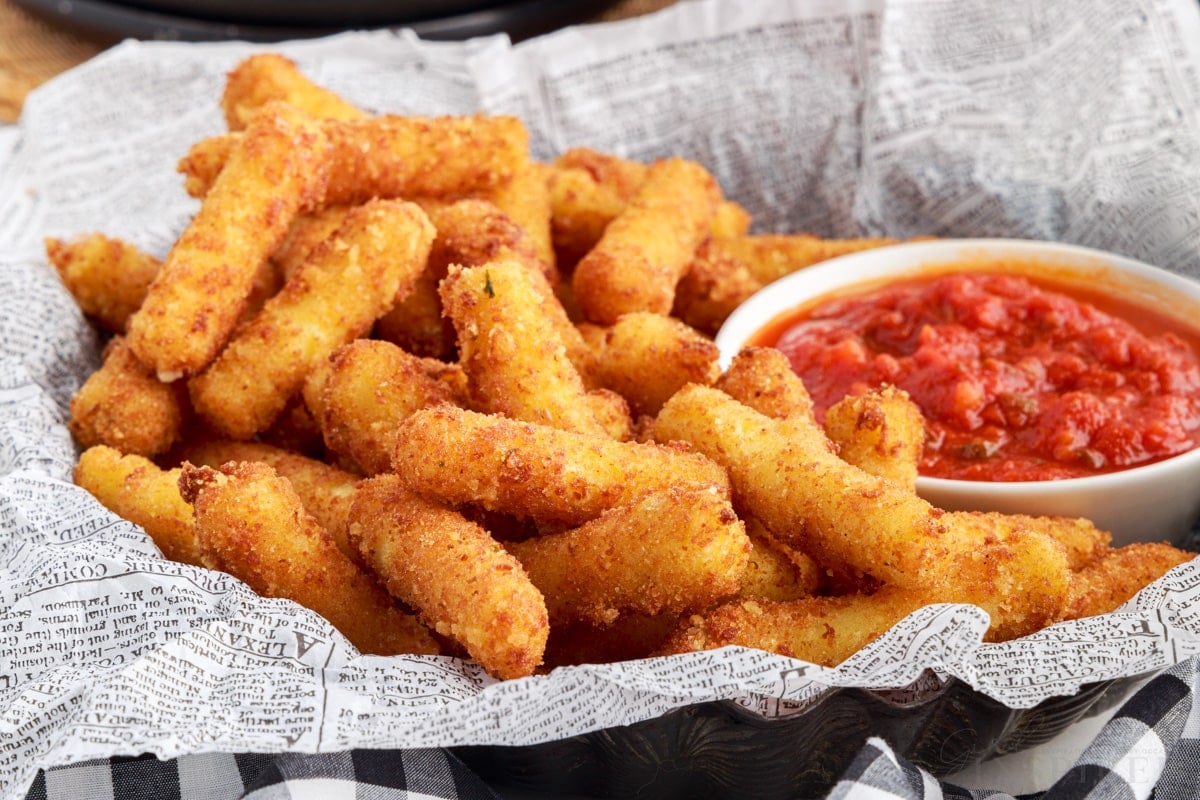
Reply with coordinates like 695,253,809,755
221,53,366,131
662,586,931,667
69,337,188,457
572,157,721,325
714,346,815,422
391,405,729,527
189,199,435,440
180,115,528,204
347,474,548,680
671,238,764,336
302,340,467,475
548,148,749,267
129,103,330,382
480,159,556,274
177,439,360,558
651,384,956,587
506,486,749,626
713,234,901,286
179,462,439,657
823,386,925,491
578,312,720,418
740,519,823,602
74,446,202,567
425,199,590,375
441,261,628,439
653,385,1071,630
45,234,161,333
1064,543,1194,620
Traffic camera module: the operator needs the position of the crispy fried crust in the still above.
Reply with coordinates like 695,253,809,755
507,486,749,625
442,261,626,438
221,53,365,131
181,115,528,204
69,337,187,457
129,103,330,381
572,157,721,324
391,405,729,526
188,199,435,440
179,461,439,657
303,339,466,475
176,439,360,559
347,474,548,679
579,312,720,418
74,445,202,566
46,234,161,333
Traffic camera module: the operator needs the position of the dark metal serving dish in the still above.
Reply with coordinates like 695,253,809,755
455,675,1133,799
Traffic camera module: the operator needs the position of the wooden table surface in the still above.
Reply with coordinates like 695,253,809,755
0,0,678,122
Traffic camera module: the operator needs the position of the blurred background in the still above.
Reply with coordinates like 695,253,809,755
0,0,678,122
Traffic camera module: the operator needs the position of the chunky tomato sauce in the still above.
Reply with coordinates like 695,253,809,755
755,270,1200,481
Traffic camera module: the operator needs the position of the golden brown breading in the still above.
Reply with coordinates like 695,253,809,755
45,234,161,334
188,199,435,440
572,157,721,324
347,474,548,679
303,339,467,475
1065,543,1194,619
824,386,925,491
391,404,729,527
221,53,366,131
69,337,188,457
179,461,439,657
176,439,360,559
441,261,628,439
74,445,202,567
129,103,330,382
578,312,720,418
180,115,528,204
714,346,816,422
506,486,749,626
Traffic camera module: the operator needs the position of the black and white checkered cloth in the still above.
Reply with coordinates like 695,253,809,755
24,656,1200,800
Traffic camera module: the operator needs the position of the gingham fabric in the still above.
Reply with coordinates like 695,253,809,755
24,656,1200,800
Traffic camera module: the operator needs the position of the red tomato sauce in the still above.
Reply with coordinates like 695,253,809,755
753,270,1200,481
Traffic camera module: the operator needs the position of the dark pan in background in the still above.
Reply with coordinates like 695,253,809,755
11,0,620,43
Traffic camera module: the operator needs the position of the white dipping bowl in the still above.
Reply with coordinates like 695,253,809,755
714,238,1200,547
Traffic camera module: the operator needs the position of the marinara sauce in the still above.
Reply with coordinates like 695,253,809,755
754,270,1200,481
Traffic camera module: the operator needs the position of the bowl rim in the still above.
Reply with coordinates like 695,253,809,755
712,236,1200,493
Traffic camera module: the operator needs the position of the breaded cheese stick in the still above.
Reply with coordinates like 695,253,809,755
662,586,930,667
302,340,467,475
713,234,900,286
651,384,957,587
180,115,528,204
506,486,749,626
177,439,360,558
652,385,1071,631
572,157,721,324
74,445,202,567
221,53,366,131
441,261,627,439
391,405,729,527
45,234,161,334
425,199,590,377
824,386,925,491
1065,543,1195,619
672,238,764,336
69,337,188,457
347,474,548,680
179,461,439,657
714,346,815,422
128,103,330,381
578,312,720,418
189,199,435,440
